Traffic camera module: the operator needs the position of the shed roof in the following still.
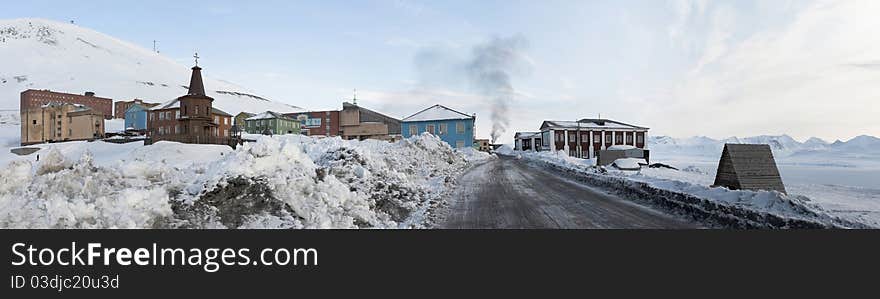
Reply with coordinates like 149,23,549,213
712,144,786,193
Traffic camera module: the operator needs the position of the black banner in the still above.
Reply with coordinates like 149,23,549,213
1,230,878,297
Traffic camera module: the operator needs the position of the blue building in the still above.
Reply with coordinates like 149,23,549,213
123,103,152,131
402,104,475,149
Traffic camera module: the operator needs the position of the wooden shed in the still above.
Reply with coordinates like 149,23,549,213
713,144,786,193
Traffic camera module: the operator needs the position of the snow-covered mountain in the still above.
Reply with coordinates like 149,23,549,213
0,18,303,122
649,134,880,158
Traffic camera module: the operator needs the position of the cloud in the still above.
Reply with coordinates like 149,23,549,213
645,0,880,141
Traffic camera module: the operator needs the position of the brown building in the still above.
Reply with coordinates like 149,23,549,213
339,102,401,141
115,99,158,119
21,89,113,119
20,102,105,145
475,139,491,152
284,110,340,137
146,63,234,145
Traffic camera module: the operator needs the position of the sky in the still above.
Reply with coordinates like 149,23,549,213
2,0,879,143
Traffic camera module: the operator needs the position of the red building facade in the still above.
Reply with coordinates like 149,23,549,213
21,89,113,119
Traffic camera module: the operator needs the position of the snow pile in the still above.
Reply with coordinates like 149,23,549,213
612,158,647,170
456,147,494,163
517,149,868,228
0,133,477,228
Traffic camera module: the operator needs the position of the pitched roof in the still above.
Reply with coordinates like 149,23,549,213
713,144,786,193
540,119,648,130
514,132,541,139
403,104,474,122
150,98,180,110
211,107,232,117
188,66,206,96
246,111,293,121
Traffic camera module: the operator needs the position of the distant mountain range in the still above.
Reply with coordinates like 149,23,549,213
649,134,880,158
0,18,303,123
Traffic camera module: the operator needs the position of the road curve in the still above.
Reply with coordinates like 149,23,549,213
441,156,699,229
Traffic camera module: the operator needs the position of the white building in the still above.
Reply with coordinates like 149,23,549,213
514,132,542,151
538,119,649,159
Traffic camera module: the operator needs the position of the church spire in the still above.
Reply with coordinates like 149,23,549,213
188,52,206,96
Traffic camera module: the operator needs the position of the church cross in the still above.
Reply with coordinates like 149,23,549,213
194,52,200,66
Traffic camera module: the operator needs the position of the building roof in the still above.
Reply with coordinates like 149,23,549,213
147,98,231,116
40,102,92,112
150,98,180,110
540,119,649,130
124,103,150,113
211,107,232,117
188,66,206,96
402,104,474,122
246,111,293,121
514,132,542,139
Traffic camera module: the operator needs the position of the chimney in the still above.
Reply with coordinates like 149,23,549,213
84,91,95,97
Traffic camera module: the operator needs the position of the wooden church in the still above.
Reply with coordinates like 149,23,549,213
713,144,787,194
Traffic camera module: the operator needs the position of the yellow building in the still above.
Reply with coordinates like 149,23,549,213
21,102,105,145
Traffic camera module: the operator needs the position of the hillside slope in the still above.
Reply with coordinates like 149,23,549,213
0,18,303,121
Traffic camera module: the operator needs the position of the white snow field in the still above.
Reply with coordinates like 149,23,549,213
0,18,304,115
511,134,880,228
0,131,492,229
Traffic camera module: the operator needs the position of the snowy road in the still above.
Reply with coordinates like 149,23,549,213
441,156,699,229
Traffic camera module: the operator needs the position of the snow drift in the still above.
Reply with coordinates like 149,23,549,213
0,134,491,228
515,150,870,228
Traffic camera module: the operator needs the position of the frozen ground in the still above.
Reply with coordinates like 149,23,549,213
645,153,880,228
511,147,879,228
0,123,492,228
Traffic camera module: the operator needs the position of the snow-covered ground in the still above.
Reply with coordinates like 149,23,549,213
507,133,880,227
514,150,870,228
0,126,493,228
647,135,880,227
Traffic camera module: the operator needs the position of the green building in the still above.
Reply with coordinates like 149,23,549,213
234,112,255,128
245,111,301,135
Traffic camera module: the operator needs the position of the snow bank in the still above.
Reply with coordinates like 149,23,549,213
612,158,646,170
0,133,479,228
518,150,869,228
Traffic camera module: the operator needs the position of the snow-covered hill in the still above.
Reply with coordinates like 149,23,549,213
0,18,304,122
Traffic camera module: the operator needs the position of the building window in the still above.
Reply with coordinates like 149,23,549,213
594,133,601,144
32,120,37,125
426,124,435,135
409,124,417,136
456,121,465,134
637,134,644,143
214,116,219,123
456,140,465,148
175,125,179,134
439,123,447,135
615,133,623,144
556,131,564,142
195,105,200,115
626,133,633,144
